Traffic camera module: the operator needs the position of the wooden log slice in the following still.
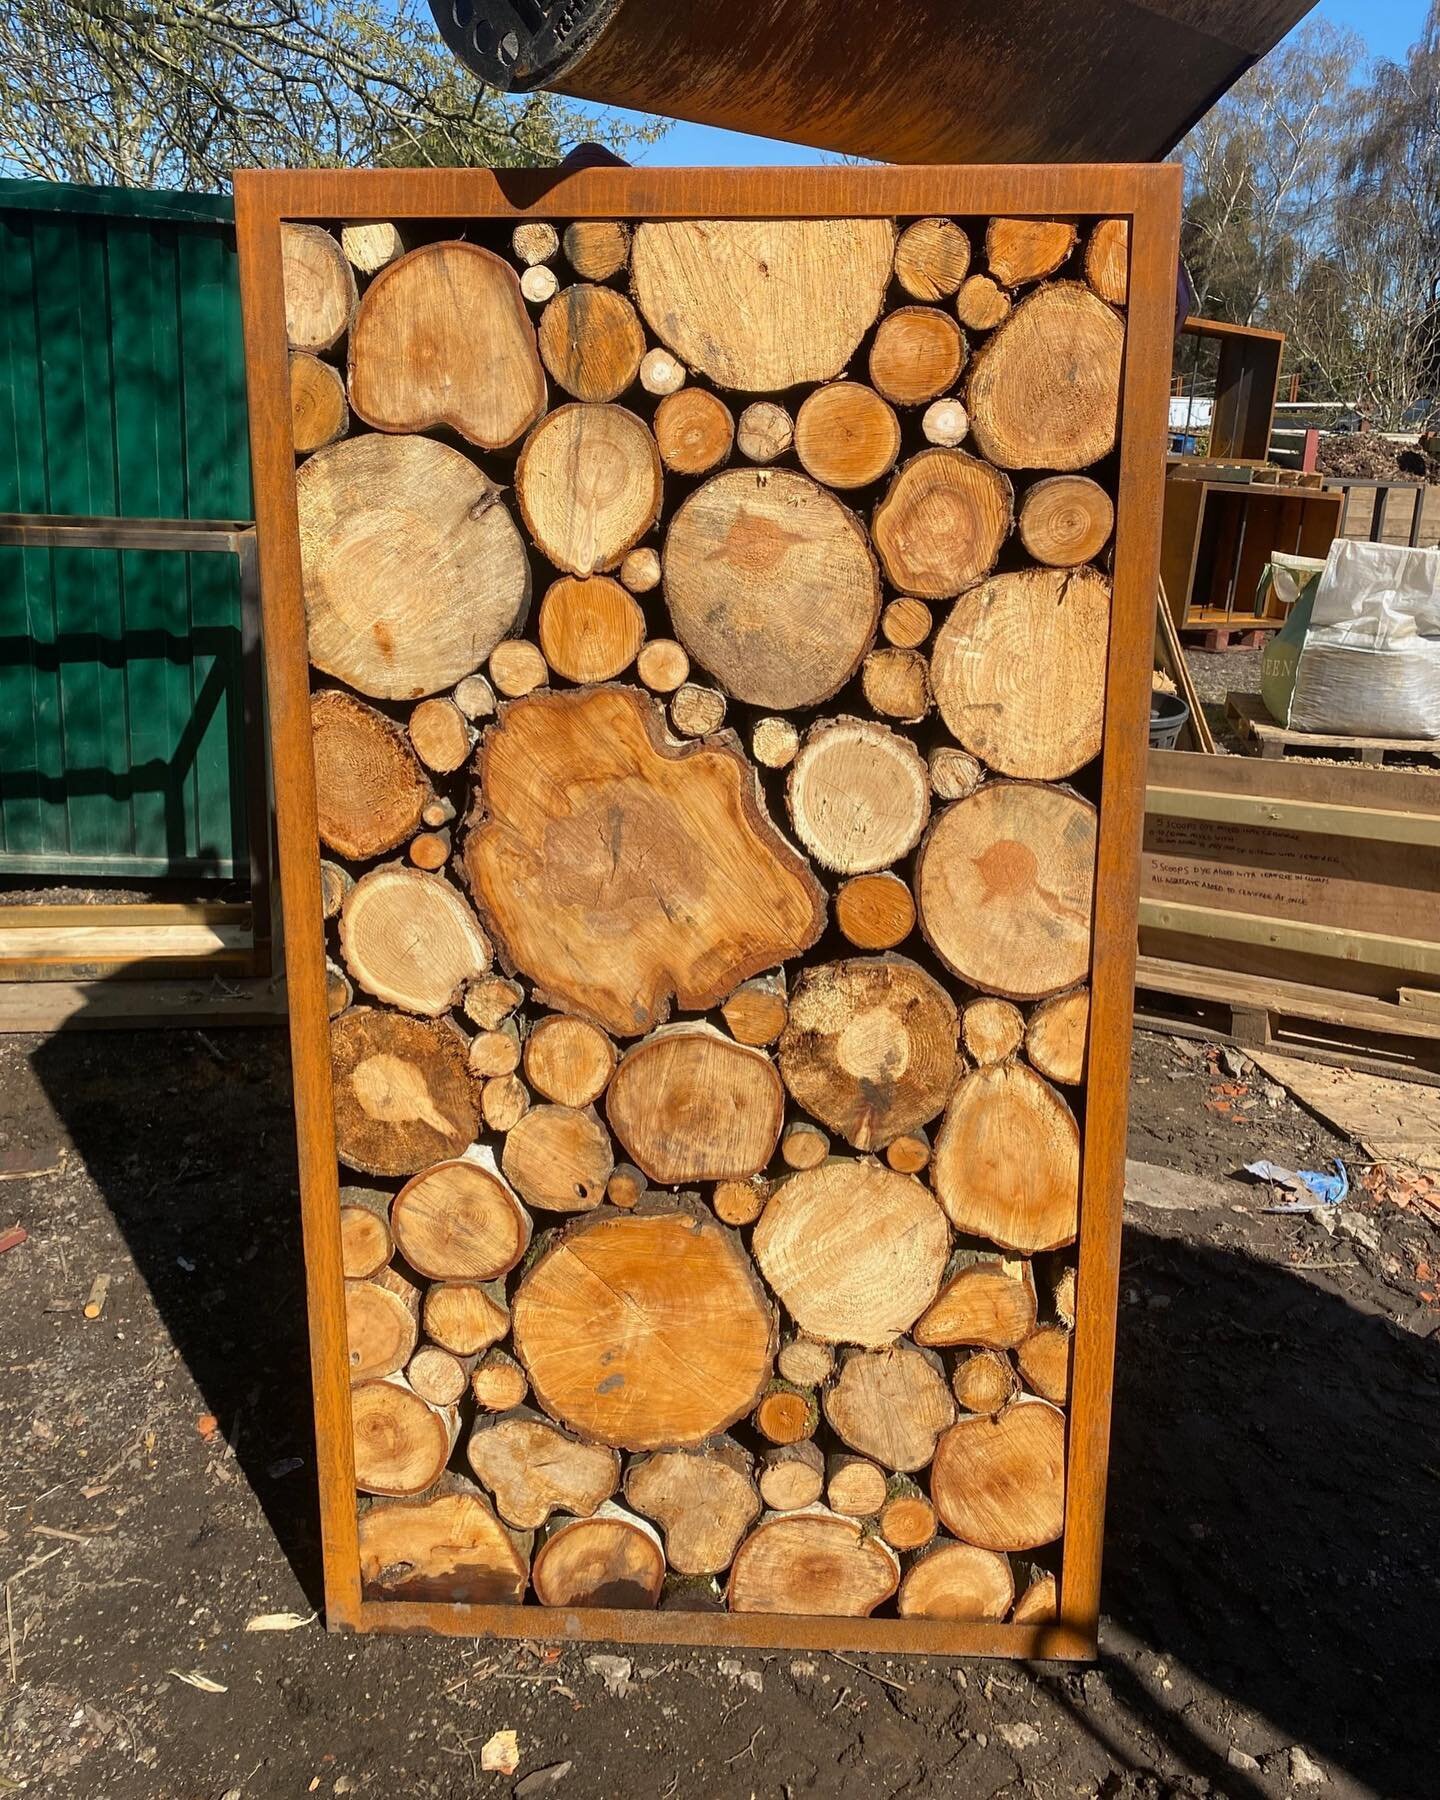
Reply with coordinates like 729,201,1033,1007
878,1480,939,1552
786,718,929,875
916,1253,1038,1349
521,265,558,305
932,567,1110,781
1026,987,1090,1085
632,219,895,391
358,1479,529,1604
407,830,450,872
511,1204,776,1451
663,469,880,711
834,872,916,951
826,1454,889,1517
1013,1565,1060,1624
780,1121,830,1170
341,220,404,273
967,282,1125,470
463,687,825,1037
760,1441,826,1511
882,597,933,649
753,1381,819,1446
897,1540,1015,1620
464,973,523,1030
921,397,970,448
862,647,931,722
777,956,957,1151
348,241,545,448
339,1188,392,1279
736,401,794,464
537,284,646,402
985,219,1078,287
391,1153,531,1279
915,782,1096,999
332,1009,479,1177
606,1025,784,1184
1017,475,1115,567
712,1176,768,1228
453,673,497,721
1085,218,1129,305
511,221,559,266
339,867,490,1017
654,388,734,475
501,1104,614,1214
932,1062,1080,1254
471,1348,528,1412
467,1408,619,1531
954,275,1010,332
885,1130,931,1174
407,1344,471,1408
962,996,1025,1066
1017,1325,1073,1404
928,747,983,802
776,1336,835,1389
481,1073,530,1133
424,1280,510,1357
311,690,432,861
639,347,686,395
532,1505,665,1610
634,638,689,694
620,545,662,593
563,220,630,281
289,352,348,453
280,223,355,352
467,1023,521,1079
345,1271,420,1381
516,403,662,577
298,434,529,700
952,1348,1022,1414
895,219,971,300
868,307,966,407
728,1508,900,1616
871,449,1013,599
931,1399,1066,1551
537,575,646,684
489,639,549,699
523,1014,617,1107
720,974,788,1048
793,383,901,490
669,683,727,739
823,1342,956,1470
351,1376,458,1497
625,1441,761,1575
408,697,471,774
752,1161,949,1347
751,716,800,770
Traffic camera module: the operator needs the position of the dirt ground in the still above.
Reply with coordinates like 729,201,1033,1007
1,1023,1437,1800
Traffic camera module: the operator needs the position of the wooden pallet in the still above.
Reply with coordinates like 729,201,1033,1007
1227,691,1440,766
1184,623,1280,651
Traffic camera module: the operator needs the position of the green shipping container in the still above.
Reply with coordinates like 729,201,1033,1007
0,178,252,879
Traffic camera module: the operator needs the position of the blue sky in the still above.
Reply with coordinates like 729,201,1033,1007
613,0,1429,167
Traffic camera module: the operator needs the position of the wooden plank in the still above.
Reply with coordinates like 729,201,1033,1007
1247,1051,1440,1167
1146,783,1440,849
1149,745,1440,814
0,976,286,1032
0,924,249,962
1153,582,1216,755
1137,897,1440,979
0,902,250,930
1136,953,1440,1042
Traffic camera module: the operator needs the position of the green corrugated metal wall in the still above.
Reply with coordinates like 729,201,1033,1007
0,178,252,879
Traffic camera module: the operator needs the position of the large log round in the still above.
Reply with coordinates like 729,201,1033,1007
871,450,1013,599
932,1061,1081,1253
511,1205,776,1451
606,1026,784,1184
391,1154,532,1279
967,282,1124,470
537,283,646,402
331,1008,480,1177
663,469,881,711
786,718,929,876
931,1399,1066,1551
339,867,491,1016
516,403,662,577
728,1509,900,1616
897,1540,1015,1620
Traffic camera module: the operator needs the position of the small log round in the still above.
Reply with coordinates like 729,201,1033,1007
931,1399,1066,1551
720,975,788,1047
786,718,929,875
481,1072,530,1133
952,1348,1022,1414
736,401,794,463
345,1270,419,1381
358,1478,529,1605
1085,218,1129,305
468,1408,619,1531
825,1454,888,1518
753,1380,819,1446
351,1376,457,1497
1017,1325,1073,1404
407,829,450,872
326,960,353,1019
511,221,559,266
712,1176,769,1228
878,1479,939,1552
639,346,686,395
932,1063,1080,1254
471,1348,528,1412
868,307,965,406
962,996,1025,1066
634,638,690,694
967,282,1124,470
1017,475,1115,567
501,1103,614,1214
1026,987,1090,1085
895,218,971,300
986,218,1078,287
391,1153,531,1280
533,1505,665,1610
898,1539,1014,1620
928,746,983,802
537,283,646,402
424,1280,509,1357
619,546,662,593
834,872,916,951
467,1022,521,1080
823,1343,956,1471
916,1254,1038,1351
520,264,558,305
516,403,662,576
489,639,550,699
728,1508,900,1616
406,1344,471,1408
407,696,471,774
320,859,354,921
339,867,490,1018
780,1121,830,1171
311,690,433,862
884,1130,931,1175
872,449,1013,599
606,1025,784,1184
881,597,933,648
563,220,630,280
523,1014,617,1107
775,1335,834,1389
289,352,348,453
751,716,800,770
921,397,969,447
332,1009,478,1177
339,1188,392,1279
463,974,524,1031
606,1165,647,1210
861,647,931,722
654,388,734,475
1053,1264,1078,1330
341,220,404,274
280,222,355,352
538,575,646,684
452,673,496,722
954,274,1011,331
793,383,900,489
625,1441,761,1575
759,1441,826,1511
669,683,727,738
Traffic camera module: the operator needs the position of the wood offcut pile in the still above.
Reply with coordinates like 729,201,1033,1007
285,206,1126,1625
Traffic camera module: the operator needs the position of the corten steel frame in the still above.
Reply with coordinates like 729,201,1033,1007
234,162,1181,1660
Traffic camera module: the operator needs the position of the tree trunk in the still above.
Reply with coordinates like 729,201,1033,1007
289,352,348,453
793,383,900,489
563,220,630,280
719,974,788,1048
669,683,728,739
834,872,916,951
351,1373,459,1497
931,1398,1066,1551
489,638,550,699
751,717,800,770
727,1508,900,1616
984,218,1078,287
634,638,690,694
339,867,491,1018
466,1406,620,1531
894,219,971,300
786,718,929,875
752,1380,819,1446
962,996,1025,1066
406,1343,473,1407
1026,987,1090,1085
511,222,559,266
331,1008,479,1177
951,1348,1021,1414
423,1279,511,1357
516,403,662,577
663,469,880,710
932,1062,1080,1253
915,1251,1038,1349
871,449,1013,598
501,1102,614,1212
897,1539,1014,1619
1017,475,1115,567
861,647,932,722
758,1441,826,1510
280,222,355,352
916,781,1096,999
605,1024,785,1183
869,307,965,406
930,568,1110,779
928,745,983,802
532,1504,665,1610
358,1473,531,1604
753,1160,949,1347
391,1149,531,1281
1085,218,1129,305
736,401,794,463
349,242,545,448
311,691,433,862
298,435,529,700
822,1342,955,1471
511,1202,776,1451
339,1187,393,1279
877,1476,939,1552
345,1268,420,1381
625,1439,761,1574
954,274,1011,331
967,282,1124,470
1017,1325,1072,1404
654,388,734,475
341,220,404,273
825,1453,888,1517
537,283,646,402
470,1347,529,1412
407,696,472,774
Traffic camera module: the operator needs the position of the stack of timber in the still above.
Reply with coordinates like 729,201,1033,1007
280,203,1132,1629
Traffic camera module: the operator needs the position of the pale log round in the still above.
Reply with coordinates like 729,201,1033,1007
523,1014,617,1107
511,1205,776,1451
753,1160,949,1347
351,1378,456,1497
331,1009,478,1177
669,684,727,738
348,242,545,448
520,265,558,305
463,688,824,1036
895,218,971,300
931,1399,1066,1551
341,220,404,275
501,1104,614,1213
921,397,970,447
516,403,662,576
932,1062,1081,1253
780,1121,830,1170
712,1176,769,1227
736,401,794,463
407,829,450,872
776,1336,834,1389
533,1506,665,1609
1013,1568,1060,1624
512,221,559,266
481,1072,530,1133
751,716,800,770
826,1455,889,1517
823,1343,956,1470
339,1190,392,1278
606,1025,784,1184
358,1483,529,1605
289,352,348,453
625,1443,761,1575
467,1024,521,1079
868,307,965,407
424,1281,509,1357
916,1255,1038,1350
1017,475,1115,567
1026,987,1090,1085
786,718,929,875
1085,218,1129,305
728,1510,900,1616
1017,1325,1073,1404
639,347,686,395
654,388,734,475
954,275,1011,331
391,1155,531,1280
407,1344,470,1408
967,281,1125,470
320,859,354,920
862,647,931,722
339,867,490,1017
407,696,471,774
881,597,933,649
489,639,549,699
760,1442,826,1511
915,781,1096,999
634,638,689,694
871,449,1013,599
898,1540,1015,1621
793,383,900,489
467,1411,619,1531
985,218,1078,287
311,690,432,861
471,1348,528,1412
537,284,646,402
777,955,957,1150
834,872,916,951
962,996,1025,1065
619,546,661,593
632,219,894,391
720,975,788,1047
345,1274,419,1381
280,222,355,352
537,575,646,684
297,434,529,700
952,1348,1021,1414
928,746,983,802
664,468,883,710
563,219,630,281
422,796,455,830
452,673,496,721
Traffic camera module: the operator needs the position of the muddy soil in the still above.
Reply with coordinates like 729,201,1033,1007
0,1025,1435,1799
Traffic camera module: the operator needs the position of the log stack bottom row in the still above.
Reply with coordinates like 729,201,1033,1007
287,203,1131,1627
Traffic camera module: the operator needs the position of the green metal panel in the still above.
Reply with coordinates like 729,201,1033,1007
0,178,251,879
